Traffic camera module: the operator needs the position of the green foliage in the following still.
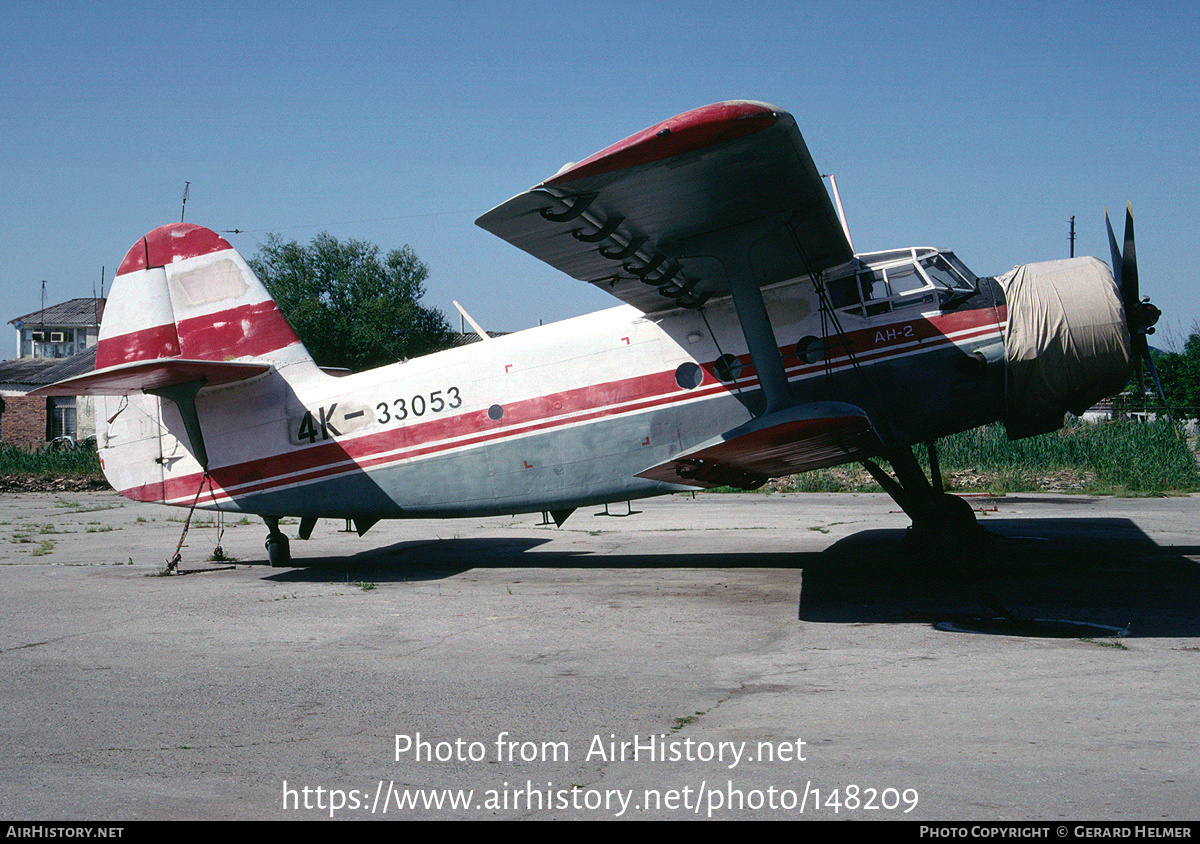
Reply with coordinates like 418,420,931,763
0,442,103,478
782,420,1199,495
927,419,1199,494
249,232,452,372
1150,333,1200,415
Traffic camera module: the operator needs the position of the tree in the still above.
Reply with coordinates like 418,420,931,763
1151,333,1200,417
249,232,452,372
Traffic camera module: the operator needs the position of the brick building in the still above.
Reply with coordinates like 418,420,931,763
2,299,104,448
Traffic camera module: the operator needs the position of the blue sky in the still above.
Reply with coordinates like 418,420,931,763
3,0,1198,352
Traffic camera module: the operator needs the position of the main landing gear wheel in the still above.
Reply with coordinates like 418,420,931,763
863,446,992,559
900,492,992,559
265,532,290,567
262,516,291,567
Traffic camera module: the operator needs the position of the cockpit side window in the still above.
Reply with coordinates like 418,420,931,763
858,269,886,301
884,264,926,295
825,274,860,309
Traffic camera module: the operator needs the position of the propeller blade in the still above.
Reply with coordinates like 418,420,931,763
1122,203,1140,311
1109,204,1146,394
1105,208,1123,293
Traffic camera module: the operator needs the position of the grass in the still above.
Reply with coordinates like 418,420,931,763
0,442,104,479
778,419,1200,495
671,713,703,732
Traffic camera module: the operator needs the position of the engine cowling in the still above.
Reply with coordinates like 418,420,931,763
995,256,1132,439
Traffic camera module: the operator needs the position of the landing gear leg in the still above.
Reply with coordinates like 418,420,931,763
861,442,989,556
862,444,1029,623
263,516,291,567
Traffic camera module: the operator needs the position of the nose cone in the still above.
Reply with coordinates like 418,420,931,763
996,256,1132,439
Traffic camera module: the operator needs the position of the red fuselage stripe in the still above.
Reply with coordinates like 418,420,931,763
129,308,1004,504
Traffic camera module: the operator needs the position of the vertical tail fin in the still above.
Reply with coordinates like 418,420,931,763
96,223,317,374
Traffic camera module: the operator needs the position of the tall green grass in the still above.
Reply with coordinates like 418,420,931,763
785,420,1200,495
0,442,104,479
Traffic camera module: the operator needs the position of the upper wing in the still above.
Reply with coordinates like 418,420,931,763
476,101,853,313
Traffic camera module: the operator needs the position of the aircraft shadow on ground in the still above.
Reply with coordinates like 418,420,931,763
256,517,1199,638
797,518,1200,638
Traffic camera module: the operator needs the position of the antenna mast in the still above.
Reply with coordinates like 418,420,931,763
96,267,105,329
181,181,191,222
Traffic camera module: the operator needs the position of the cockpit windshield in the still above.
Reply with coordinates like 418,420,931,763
920,253,975,291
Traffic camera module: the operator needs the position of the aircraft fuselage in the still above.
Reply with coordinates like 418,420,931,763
96,247,1008,520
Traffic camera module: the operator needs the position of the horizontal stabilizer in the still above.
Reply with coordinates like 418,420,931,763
29,358,271,397
638,402,875,490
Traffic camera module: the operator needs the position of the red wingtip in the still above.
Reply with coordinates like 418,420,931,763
117,223,233,275
546,100,779,186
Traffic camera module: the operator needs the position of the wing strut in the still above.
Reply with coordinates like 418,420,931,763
714,227,793,416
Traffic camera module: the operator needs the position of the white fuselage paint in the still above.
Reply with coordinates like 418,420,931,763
96,271,1005,519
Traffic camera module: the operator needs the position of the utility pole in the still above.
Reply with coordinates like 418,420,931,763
38,280,46,358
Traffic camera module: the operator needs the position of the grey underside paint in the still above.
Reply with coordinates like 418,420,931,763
209,397,744,519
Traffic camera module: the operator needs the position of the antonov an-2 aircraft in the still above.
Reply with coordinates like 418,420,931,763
36,101,1158,566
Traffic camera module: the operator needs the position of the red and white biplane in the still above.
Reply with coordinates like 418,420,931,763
35,101,1157,565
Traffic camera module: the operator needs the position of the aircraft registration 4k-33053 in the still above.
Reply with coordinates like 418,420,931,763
35,101,1161,566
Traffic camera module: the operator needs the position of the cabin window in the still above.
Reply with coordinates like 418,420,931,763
675,362,703,390
713,354,742,382
795,335,828,363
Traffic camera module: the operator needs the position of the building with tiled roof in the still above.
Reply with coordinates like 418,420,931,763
9,298,105,360
3,299,104,448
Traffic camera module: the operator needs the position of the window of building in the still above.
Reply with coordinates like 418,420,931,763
46,397,76,441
